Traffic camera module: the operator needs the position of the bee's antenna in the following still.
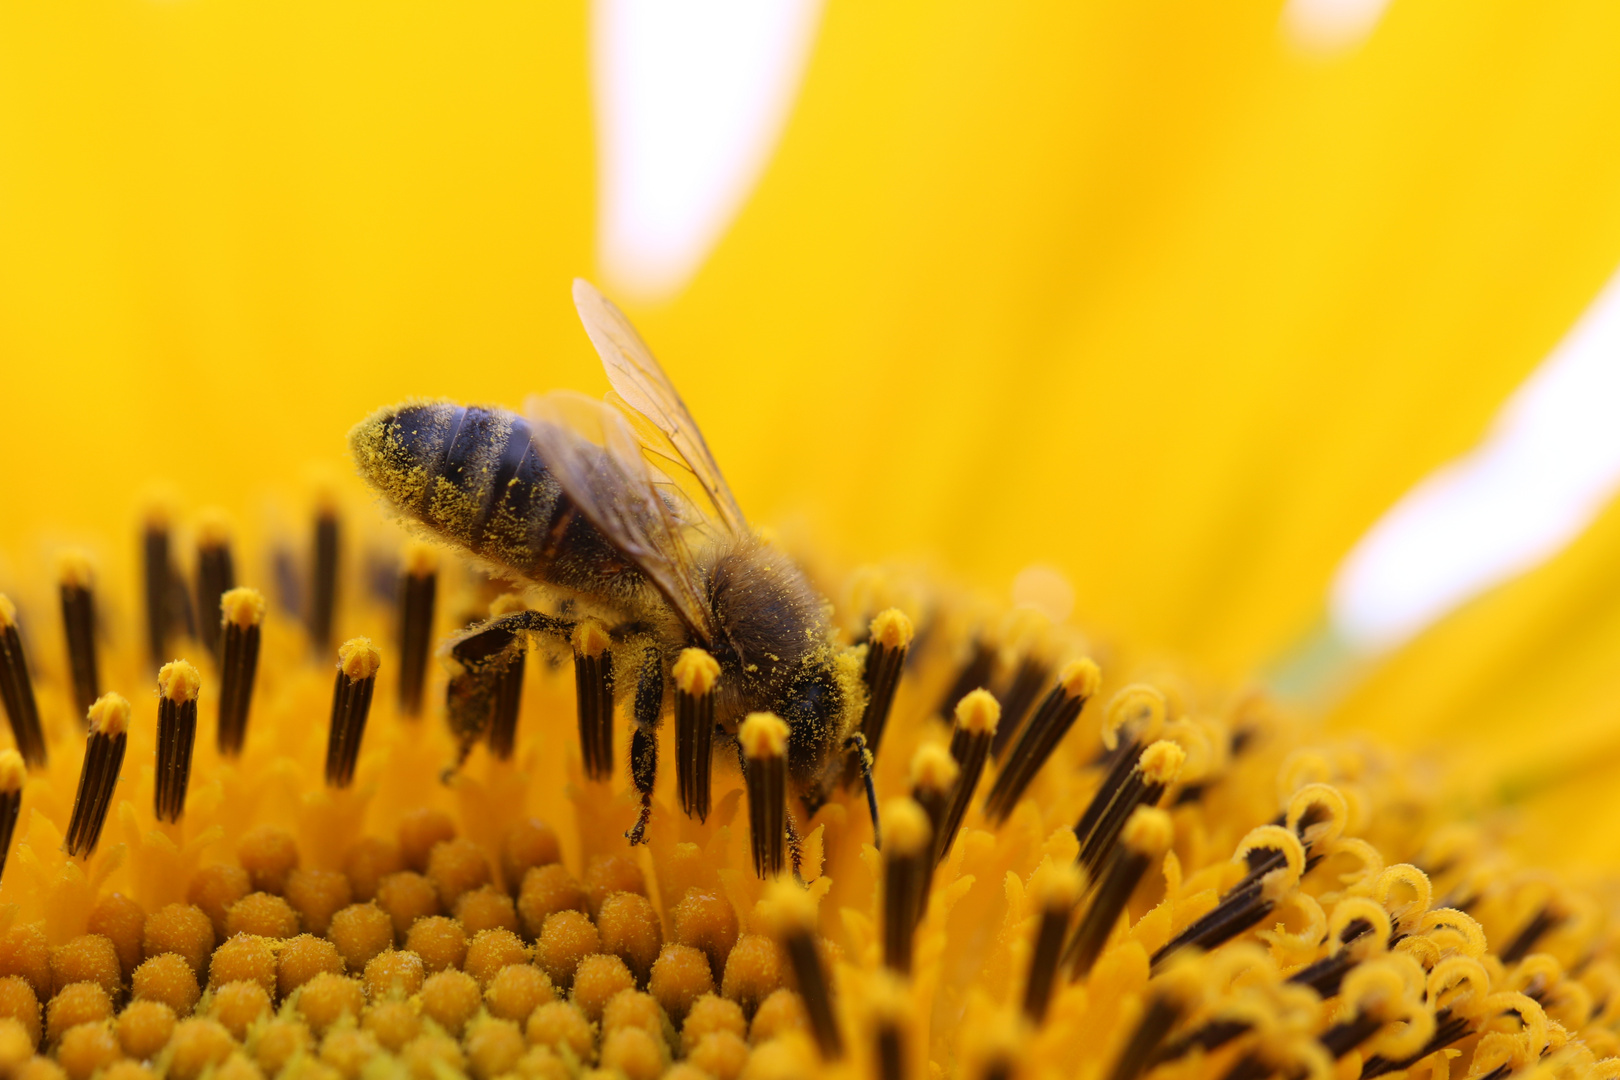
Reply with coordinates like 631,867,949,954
1064,807,1171,980
572,620,614,781
194,511,236,664
741,712,790,879
674,648,720,822
326,638,380,788
762,881,843,1059
1021,863,1082,1023
57,552,101,719
153,659,201,823
217,587,266,756
396,543,438,718
983,659,1101,825
0,595,46,767
858,609,913,769
0,750,22,881
881,797,932,974
65,693,131,858
935,689,1000,866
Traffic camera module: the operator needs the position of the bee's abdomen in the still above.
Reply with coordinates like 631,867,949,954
350,401,635,594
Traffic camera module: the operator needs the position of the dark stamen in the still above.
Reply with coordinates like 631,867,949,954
1317,1011,1386,1060
990,656,1051,761
1150,834,1301,969
882,797,933,974
876,1021,905,1080
0,751,21,884
742,712,791,879
65,693,130,858
486,595,529,761
396,543,437,717
1022,866,1081,1023
1065,807,1170,980
143,517,171,667
936,689,999,866
858,609,913,769
1500,905,1562,964
908,743,958,879
57,553,101,718
1106,991,1184,1080
935,639,995,719
195,515,236,663
309,504,340,654
217,588,266,756
154,660,201,823
985,659,1100,824
1078,740,1184,877
674,648,720,822
572,619,614,781
765,881,843,1059
326,638,380,787
0,596,46,768
1361,1009,1473,1078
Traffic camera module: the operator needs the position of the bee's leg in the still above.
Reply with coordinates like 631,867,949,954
446,610,574,671
785,807,805,884
625,644,664,846
845,732,883,850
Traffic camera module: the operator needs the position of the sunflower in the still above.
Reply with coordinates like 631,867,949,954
2,2,1619,1079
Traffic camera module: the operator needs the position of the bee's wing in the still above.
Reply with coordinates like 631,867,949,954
571,278,748,538
526,390,720,645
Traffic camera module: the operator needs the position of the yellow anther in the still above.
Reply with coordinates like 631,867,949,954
1373,864,1433,932
1234,825,1305,891
220,587,266,628
1100,684,1165,751
1137,739,1186,785
338,638,382,682
869,608,915,651
158,660,202,703
196,508,232,547
758,880,818,936
1285,783,1349,847
88,693,132,736
1056,657,1101,699
907,742,959,794
954,688,1000,734
739,713,789,760
1121,806,1172,857
1427,956,1492,1020
882,798,932,858
403,540,439,577
674,649,720,697
56,550,95,589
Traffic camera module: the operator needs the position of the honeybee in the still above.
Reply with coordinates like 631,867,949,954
350,280,877,873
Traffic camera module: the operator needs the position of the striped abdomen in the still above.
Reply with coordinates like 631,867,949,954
350,402,644,599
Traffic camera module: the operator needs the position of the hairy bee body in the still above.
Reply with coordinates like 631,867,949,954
351,401,859,760
352,402,645,602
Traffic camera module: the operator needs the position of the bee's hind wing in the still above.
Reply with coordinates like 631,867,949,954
526,390,720,646
571,278,748,538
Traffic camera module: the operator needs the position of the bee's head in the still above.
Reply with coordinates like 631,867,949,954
772,646,868,785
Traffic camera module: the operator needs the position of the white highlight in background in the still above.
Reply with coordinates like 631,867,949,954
1281,0,1393,54
592,0,823,301
1331,269,1620,651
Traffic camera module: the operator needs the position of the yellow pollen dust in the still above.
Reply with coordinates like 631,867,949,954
954,687,1000,734
338,637,382,681
158,660,202,703
673,649,720,697
87,692,131,735
738,713,788,760
220,587,266,628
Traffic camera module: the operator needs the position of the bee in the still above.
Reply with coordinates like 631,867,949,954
349,279,880,875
